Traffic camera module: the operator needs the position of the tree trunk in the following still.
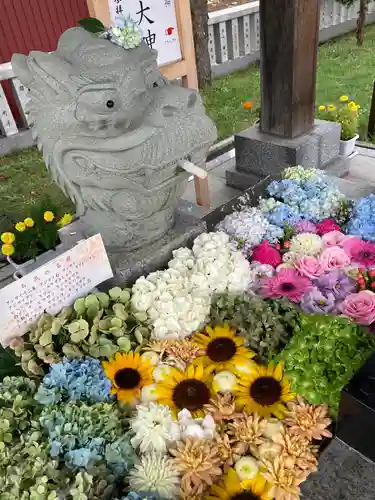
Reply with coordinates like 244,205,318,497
190,0,212,89
357,0,367,45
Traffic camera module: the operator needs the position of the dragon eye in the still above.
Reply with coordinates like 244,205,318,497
106,100,115,108
153,82,159,88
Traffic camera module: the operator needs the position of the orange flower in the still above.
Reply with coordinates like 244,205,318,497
243,100,253,110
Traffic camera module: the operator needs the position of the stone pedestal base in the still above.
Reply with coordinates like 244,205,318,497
59,201,206,287
227,119,341,190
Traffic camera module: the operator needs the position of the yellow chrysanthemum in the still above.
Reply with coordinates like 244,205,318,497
234,362,295,419
154,363,213,418
44,211,55,222
24,217,35,228
192,324,255,372
1,232,15,244
327,104,336,112
1,244,15,257
57,213,73,227
206,468,273,500
102,351,154,404
15,222,26,232
318,105,326,111
339,95,349,102
348,101,360,112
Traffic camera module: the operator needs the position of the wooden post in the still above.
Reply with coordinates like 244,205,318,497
368,80,375,140
259,0,320,139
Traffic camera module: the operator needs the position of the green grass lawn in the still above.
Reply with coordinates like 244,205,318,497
2,25,375,231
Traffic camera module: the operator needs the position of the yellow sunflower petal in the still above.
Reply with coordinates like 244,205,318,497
194,362,204,380
187,363,195,379
273,361,284,381
224,469,242,496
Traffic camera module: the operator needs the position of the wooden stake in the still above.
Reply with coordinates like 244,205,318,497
368,80,375,140
194,176,211,209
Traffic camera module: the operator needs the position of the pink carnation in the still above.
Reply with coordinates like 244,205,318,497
316,219,342,236
252,240,281,268
341,291,375,325
343,238,375,267
261,268,313,303
295,256,325,279
322,231,352,249
319,246,351,271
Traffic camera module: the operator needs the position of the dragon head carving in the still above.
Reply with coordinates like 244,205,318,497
12,27,217,250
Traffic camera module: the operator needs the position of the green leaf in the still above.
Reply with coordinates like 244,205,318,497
77,17,106,34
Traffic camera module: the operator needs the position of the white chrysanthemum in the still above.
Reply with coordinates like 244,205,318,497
131,403,181,454
289,233,322,257
131,232,251,339
128,452,180,498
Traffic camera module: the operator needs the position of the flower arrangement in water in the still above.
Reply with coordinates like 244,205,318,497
0,199,72,263
316,95,360,141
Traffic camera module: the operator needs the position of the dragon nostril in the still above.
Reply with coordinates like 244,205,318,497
187,93,197,108
162,105,178,117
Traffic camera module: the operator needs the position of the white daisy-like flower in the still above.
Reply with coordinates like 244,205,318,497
128,452,180,498
130,403,181,454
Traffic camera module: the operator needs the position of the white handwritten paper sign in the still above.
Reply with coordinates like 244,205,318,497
108,0,182,66
0,234,113,347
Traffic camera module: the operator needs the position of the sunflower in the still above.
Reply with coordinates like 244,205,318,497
234,362,295,419
102,351,154,404
206,468,273,500
192,324,255,372
154,363,213,418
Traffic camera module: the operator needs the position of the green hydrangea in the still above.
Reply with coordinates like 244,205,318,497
210,293,300,361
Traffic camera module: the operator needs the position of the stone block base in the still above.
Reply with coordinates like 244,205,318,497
233,119,340,181
59,202,206,287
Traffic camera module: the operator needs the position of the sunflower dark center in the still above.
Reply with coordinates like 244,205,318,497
250,376,282,406
173,379,210,411
280,282,295,292
114,368,141,389
206,337,237,362
231,492,260,500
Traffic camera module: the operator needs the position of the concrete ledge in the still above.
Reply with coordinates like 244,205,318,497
0,129,35,157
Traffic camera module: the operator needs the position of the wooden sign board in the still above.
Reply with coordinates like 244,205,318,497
108,0,182,67
87,0,198,88
0,234,113,347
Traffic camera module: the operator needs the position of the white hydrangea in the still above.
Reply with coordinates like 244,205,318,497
289,233,322,257
217,207,269,249
131,232,251,339
130,403,181,454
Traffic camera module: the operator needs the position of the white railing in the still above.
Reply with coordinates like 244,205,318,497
2,0,375,148
208,0,375,76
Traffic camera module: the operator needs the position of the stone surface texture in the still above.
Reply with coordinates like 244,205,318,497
231,119,340,186
11,27,217,250
301,438,375,500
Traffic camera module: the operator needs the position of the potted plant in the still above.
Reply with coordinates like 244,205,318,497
317,95,360,156
0,199,73,279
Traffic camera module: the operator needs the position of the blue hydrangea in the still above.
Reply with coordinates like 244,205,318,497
347,194,375,241
121,492,166,500
35,357,111,405
265,203,301,227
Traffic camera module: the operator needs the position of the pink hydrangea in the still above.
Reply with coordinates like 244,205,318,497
261,268,313,303
343,238,375,267
316,219,342,236
295,256,325,279
322,231,352,249
252,240,281,268
319,246,351,271
340,291,375,325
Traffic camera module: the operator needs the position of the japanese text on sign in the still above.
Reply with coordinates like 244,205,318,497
0,234,113,346
108,0,182,66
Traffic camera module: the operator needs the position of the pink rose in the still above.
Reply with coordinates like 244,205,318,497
319,246,351,270
322,231,353,249
252,240,281,268
341,291,375,325
316,219,342,236
295,256,325,279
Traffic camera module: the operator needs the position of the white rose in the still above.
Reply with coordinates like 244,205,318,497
141,384,158,403
153,364,173,382
141,352,160,366
213,371,238,393
235,456,260,481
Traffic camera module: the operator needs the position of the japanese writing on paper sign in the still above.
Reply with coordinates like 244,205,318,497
0,235,113,347
108,0,182,66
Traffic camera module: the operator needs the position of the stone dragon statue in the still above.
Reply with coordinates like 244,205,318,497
12,27,217,250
